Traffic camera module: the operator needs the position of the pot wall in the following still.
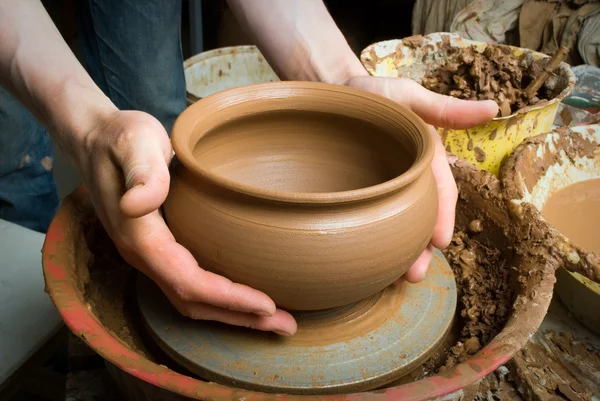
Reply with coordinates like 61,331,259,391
164,164,438,311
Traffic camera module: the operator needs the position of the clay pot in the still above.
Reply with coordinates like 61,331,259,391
163,82,437,311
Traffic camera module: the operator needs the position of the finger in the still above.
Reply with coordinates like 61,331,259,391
348,76,499,129
128,212,278,317
89,131,281,322
403,245,434,283
429,129,458,249
173,301,297,336
110,115,172,218
92,160,280,319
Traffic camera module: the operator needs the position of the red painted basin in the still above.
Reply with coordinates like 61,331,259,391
42,159,557,400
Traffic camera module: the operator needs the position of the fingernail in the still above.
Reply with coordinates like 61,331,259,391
274,330,292,336
255,310,274,317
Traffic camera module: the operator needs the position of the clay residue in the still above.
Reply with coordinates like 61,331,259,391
510,331,600,401
41,156,53,171
18,154,31,169
501,127,598,200
420,44,549,117
501,128,600,284
402,35,425,48
439,158,517,370
442,230,514,368
461,366,523,401
75,216,153,359
61,157,559,397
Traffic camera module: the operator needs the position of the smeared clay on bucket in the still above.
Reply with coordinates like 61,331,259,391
501,127,600,284
439,158,517,369
164,82,438,311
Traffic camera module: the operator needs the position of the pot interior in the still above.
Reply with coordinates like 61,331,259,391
192,109,414,193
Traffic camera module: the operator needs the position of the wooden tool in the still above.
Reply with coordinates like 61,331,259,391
524,46,569,100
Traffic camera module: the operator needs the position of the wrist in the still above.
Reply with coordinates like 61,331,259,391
308,50,369,86
47,77,118,163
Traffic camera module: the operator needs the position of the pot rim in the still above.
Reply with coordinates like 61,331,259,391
171,81,435,204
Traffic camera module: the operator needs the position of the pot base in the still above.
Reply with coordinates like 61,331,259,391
136,249,457,395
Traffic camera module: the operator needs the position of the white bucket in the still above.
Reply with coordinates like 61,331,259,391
183,45,279,105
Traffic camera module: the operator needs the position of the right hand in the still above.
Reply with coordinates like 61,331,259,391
74,108,297,336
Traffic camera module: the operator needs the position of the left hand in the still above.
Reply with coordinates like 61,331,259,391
347,76,499,282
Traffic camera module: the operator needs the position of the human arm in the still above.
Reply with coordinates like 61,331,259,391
227,0,499,280
0,0,296,335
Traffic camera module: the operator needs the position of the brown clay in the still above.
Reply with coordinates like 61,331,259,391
44,153,561,398
511,329,600,401
439,158,517,370
501,127,600,284
420,44,551,117
542,179,600,255
441,230,514,369
163,82,437,311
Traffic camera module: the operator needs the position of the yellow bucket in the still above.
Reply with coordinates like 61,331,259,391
360,33,576,176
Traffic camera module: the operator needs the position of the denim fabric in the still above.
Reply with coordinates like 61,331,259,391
0,87,59,233
0,0,186,233
77,0,186,133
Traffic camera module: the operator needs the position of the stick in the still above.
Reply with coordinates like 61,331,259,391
524,46,569,99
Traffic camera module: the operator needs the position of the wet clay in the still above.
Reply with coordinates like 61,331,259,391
136,253,457,394
77,215,153,358
44,154,560,399
442,231,514,368
542,179,600,255
501,127,600,284
164,82,438,311
421,44,549,117
434,157,515,369
511,330,600,401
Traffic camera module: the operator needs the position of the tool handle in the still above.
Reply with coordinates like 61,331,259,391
524,46,569,99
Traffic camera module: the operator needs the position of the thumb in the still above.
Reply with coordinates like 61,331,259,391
348,76,499,129
112,120,172,218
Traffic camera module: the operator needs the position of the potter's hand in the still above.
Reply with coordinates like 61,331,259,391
0,0,284,336
77,110,297,336
347,76,499,282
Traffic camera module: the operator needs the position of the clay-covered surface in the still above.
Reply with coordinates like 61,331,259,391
136,253,456,395
360,33,574,119
360,33,576,177
500,126,600,284
42,158,559,401
508,295,600,401
512,331,600,401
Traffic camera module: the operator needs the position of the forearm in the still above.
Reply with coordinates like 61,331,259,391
0,0,116,161
226,0,367,84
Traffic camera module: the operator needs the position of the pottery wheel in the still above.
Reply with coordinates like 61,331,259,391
136,249,457,394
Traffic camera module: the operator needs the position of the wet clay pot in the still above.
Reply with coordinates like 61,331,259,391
163,82,437,311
